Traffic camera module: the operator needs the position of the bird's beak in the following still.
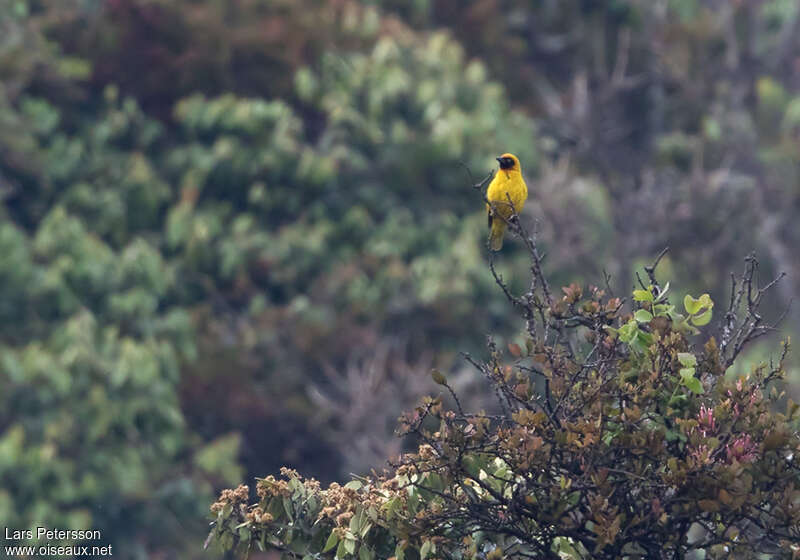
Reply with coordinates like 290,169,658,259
496,157,503,164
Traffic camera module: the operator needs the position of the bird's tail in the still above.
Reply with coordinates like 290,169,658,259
489,221,506,251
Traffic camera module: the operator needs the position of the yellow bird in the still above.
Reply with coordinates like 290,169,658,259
486,153,528,251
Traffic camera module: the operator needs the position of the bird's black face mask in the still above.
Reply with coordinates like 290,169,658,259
497,156,515,170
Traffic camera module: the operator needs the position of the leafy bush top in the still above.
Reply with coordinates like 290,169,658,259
207,216,800,559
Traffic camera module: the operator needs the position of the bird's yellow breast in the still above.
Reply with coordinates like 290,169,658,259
486,170,528,219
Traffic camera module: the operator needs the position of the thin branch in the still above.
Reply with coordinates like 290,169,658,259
719,253,788,367
643,246,669,289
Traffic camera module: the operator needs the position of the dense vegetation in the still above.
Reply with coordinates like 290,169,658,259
1,0,799,557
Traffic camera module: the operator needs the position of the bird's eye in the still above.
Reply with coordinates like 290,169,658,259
504,158,514,167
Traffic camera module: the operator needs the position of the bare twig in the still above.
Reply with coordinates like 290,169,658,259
457,160,494,194
489,250,524,309
602,268,615,298
719,253,788,367
643,246,669,290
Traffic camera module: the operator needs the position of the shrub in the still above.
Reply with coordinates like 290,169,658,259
207,214,800,558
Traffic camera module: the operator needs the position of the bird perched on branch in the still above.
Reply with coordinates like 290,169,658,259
486,153,527,251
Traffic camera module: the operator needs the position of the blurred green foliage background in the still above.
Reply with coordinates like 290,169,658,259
0,0,798,557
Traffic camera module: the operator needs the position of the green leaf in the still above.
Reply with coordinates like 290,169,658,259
677,353,697,367
266,496,284,520
553,536,582,559
283,497,294,522
360,522,372,539
679,367,696,379
382,496,399,518
685,376,704,394
344,537,356,555
220,532,234,551
618,320,638,343
668,394,688,407
407,488,419,512
420,540,433,560
345,480,363,491
431,369,447,385
567,491,581,506
686,377,705,395
684,294,702,315
323,530,340,553
691,308,713,326
653,303,675,317
631,331,654,353
307,495,318,512
633,289,654,302
359,545,375,560
634,309,653,323
665,429,681,442
697,293,714,308
787,398,800,419
349,509,363,535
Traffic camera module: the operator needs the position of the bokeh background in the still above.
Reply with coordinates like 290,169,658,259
1,0,799,557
